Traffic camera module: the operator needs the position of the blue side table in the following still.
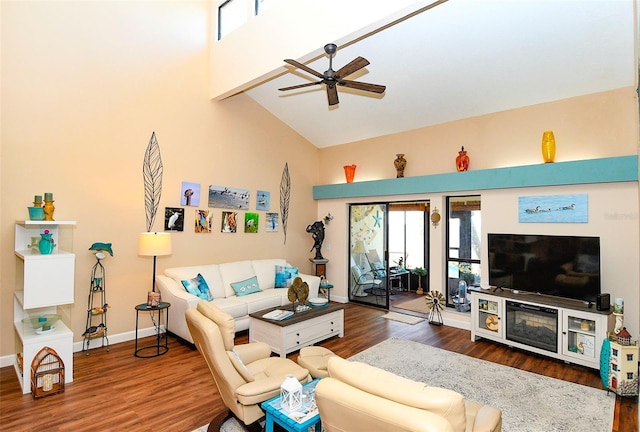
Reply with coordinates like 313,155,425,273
261,379,322,432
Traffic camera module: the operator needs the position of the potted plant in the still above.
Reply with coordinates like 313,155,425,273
410,267,428,295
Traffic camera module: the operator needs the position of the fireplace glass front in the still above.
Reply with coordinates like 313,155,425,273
505,300,558,352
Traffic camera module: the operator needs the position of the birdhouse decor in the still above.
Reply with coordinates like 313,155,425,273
30,346,65,399
280,375,303,411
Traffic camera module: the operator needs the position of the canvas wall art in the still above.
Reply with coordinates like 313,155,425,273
256,190,270,210
221,211,238,233
208,185,249,210
245,213,259,233
181,181,200,206
195,209,212,233
164,207,185,231
518,194,588,223
265,212,279,232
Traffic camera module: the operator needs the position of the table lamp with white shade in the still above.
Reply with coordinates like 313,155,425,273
138,232,172,295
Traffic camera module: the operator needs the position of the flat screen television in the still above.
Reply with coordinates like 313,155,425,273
487,233,601,303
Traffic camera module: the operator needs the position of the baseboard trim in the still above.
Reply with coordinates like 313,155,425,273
0,326,162,368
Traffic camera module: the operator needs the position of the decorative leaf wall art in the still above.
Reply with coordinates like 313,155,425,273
280,163,290,244
142,131,163,232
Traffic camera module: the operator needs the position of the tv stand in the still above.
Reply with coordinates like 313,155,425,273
470,288,613,369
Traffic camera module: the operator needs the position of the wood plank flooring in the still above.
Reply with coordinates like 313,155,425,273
1,303,637,432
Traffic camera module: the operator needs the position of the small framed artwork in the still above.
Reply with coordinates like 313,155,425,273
221,211,238,233
245,213,259,233
195,209,212,233
181,181,200,206
265,212,279,232
164,207,185,231
208,185,250,210
518,194,588,223
256,190,270,211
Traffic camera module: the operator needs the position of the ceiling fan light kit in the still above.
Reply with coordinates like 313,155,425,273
279,43,386,106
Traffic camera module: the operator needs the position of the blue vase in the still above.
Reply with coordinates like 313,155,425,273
38,234,54,254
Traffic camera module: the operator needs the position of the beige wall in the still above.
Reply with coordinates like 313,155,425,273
1,1,319,358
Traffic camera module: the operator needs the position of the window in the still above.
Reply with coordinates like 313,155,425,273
218,0,248,40
446,196,481,309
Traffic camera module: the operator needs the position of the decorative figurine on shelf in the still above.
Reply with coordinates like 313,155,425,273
28,195,45,221
38,230,54,255
306,221,325,260
43,192,55,221
541,130,556,163
394,153,406,178
456,146,469,172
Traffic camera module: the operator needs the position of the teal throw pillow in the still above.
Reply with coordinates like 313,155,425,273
231,276,261,296
181,273,213,301
275,265,299,288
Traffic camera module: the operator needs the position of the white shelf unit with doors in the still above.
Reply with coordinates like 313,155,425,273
470,290,504,342
561,308,614,369
13,220,76,394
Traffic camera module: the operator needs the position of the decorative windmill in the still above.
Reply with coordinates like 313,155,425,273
425,291,445,326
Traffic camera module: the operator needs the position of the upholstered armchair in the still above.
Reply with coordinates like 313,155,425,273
316,357,502,432
186,301,311,431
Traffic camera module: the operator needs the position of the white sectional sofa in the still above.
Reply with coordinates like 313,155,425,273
156,258,320,344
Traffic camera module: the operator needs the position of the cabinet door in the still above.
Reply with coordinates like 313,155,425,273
472,293,503,339
561,310,602,365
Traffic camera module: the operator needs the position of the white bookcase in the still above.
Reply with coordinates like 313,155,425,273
471,289,613,369
13,220,76,394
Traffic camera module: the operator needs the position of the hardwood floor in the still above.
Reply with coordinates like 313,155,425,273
1,303,637,432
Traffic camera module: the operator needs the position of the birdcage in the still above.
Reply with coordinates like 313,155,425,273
30,346,65,399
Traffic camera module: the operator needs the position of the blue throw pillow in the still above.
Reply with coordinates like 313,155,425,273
181,273,213,301
275,265,299,288
231,276,261,296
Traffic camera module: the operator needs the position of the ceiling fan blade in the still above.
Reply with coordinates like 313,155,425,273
339,79,386,94
278,81,323,91
284,59,325,79
326,84,339,106
335,57,370,79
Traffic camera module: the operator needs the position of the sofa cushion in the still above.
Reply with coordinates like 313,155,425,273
231,276,261,296
181,274,213,301
165,265,225,299
275,265,299,288
251,258,286,291
219,261,256,298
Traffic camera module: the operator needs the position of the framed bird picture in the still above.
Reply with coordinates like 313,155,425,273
164,207,185,232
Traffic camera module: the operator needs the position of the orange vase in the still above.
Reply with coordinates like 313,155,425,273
343,165,356,183
456,147,469,172
541,131,556,163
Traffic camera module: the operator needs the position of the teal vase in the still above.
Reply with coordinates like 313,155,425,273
38,233,54,254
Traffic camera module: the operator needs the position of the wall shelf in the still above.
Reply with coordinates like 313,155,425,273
313,156,639,200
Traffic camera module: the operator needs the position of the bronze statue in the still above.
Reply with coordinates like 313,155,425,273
306,221,325,260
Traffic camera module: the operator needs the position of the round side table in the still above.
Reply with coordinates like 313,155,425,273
134,301,170,358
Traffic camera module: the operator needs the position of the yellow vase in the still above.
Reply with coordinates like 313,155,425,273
541,131,556,163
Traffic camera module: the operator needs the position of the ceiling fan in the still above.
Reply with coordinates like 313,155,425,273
279,43,386,106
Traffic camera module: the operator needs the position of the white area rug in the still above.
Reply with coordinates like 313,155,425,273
350,338,615,432
381,311,425,325
196,338,615,432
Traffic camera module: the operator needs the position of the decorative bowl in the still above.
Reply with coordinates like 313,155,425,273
22,314,61,334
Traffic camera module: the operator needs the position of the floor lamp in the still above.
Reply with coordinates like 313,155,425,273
138,232,172,296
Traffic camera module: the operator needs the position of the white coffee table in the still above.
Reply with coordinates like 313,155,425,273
249,304,344,357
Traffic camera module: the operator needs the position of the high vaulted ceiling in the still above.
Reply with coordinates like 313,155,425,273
245,0,636,149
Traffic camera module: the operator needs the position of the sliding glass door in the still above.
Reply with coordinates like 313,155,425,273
349,203,388,308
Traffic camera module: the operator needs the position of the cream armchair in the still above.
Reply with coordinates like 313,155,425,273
315,357,502,432
186,301,310,431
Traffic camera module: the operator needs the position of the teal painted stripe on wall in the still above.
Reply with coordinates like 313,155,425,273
312,155,639,200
